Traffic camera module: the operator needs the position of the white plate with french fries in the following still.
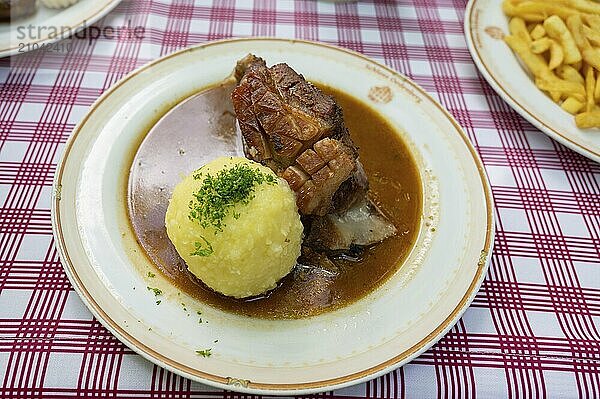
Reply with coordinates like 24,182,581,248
465,0,600,163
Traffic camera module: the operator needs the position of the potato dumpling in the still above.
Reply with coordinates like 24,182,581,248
165,157,303,298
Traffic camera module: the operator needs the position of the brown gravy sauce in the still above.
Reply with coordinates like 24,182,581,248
128,83,422,319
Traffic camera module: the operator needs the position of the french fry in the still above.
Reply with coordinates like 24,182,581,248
582,48,600,71
561,96,584,114
511,0,600,14
583,14,600,32
530,24,547,40
595,70,600,101
549,40,565,69
531,37,552,53
582,25,600,47
545,15,582,64
510,17,532,44
530,37,565,69
505,34,550,77
502,1,544,22
557,64,585,84
505,34,584,101
566,14,589,50
575,110,600,128
535,77,586,101
505,2,579,22
502,0,600,129
585,66,596,111
544,0,600,15
564,14,600,70
550,91,563,102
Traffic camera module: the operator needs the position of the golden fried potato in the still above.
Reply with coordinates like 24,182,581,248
566,14,589,50
564,15,600,70
505,34,550,77
530,24,547,40
583,48,600,70
582,25,600,47
550,91,563,103
535,77,586,101
549,40,565,69
502,0,600,129
585,66,596,111
529,36,564,70
548,91,565,104
551,0,600,15
505,2,579,22
595,70,600,101
557,64,585,84
561,96,585,114
505,34,584,101
506,1,600,18
545,15,582,64
509,17,532,44
531,37,552,53
575,110,600,128
583,14,600,31
502,1,544,22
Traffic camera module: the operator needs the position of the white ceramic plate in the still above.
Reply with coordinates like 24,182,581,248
52,38,494,395
465,0,600,163
0,0,122,58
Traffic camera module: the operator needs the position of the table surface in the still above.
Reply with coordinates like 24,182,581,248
1,0,599,398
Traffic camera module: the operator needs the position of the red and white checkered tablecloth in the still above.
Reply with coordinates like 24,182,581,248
1,0,599,398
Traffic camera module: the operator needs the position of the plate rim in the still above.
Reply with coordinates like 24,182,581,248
51,37,495,395
464,0,600,163
0,0,123,58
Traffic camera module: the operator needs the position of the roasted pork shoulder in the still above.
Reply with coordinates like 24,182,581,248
231,54,396,250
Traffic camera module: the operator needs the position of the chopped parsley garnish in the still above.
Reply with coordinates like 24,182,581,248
190,236,213,257
196,348,212,357
156,300,161,305
147,271,155,278
147,286,162,296
186,163,276,258
188,163,276,231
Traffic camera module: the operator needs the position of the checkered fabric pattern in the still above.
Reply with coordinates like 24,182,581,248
0,0,599,397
